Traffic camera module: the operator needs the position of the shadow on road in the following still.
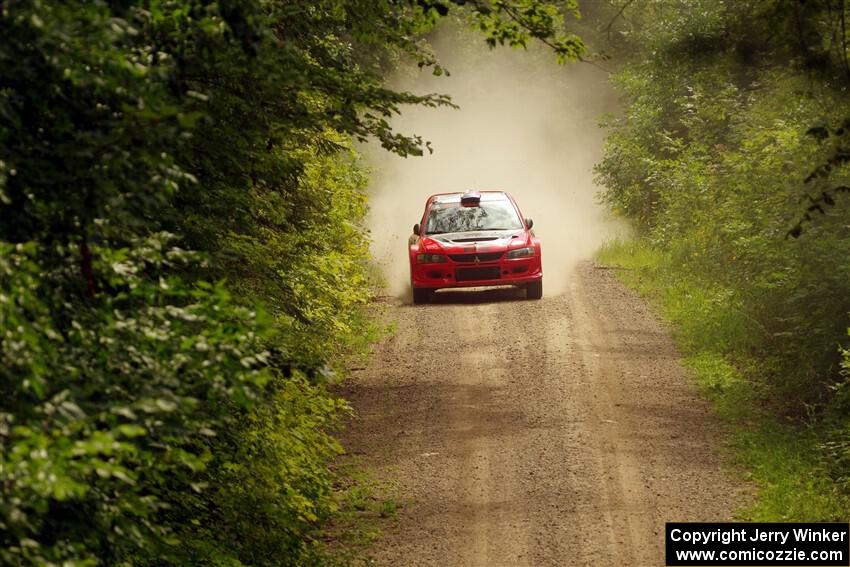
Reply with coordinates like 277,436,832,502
428,286,527,305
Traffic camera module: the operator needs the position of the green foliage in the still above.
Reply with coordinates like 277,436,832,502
222,135,375,374
596,0,850,403
595,0,850,519
471,0,584,63
0,236,275,564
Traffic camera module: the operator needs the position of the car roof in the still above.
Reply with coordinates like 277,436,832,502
429,191,511,205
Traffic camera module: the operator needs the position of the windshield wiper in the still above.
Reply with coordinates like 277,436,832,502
427,228,515,234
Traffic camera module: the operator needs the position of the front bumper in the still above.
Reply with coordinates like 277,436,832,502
410,256,542,290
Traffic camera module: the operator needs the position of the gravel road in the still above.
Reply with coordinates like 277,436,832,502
339,262,745,566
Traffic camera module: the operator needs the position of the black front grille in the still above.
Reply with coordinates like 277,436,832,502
455,267,501,282
448,252,503,263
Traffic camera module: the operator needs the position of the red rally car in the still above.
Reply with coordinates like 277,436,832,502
409,190,542,304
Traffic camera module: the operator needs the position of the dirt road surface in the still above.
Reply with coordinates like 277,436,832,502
339,262,745,566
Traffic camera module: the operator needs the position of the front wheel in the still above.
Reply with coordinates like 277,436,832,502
525,280,542,300
412,288,432,304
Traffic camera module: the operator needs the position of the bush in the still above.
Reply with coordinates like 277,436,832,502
596,3,850,407
0,236,273,563
595,0,850,518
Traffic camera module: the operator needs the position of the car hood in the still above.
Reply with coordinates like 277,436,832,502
421,229,528,253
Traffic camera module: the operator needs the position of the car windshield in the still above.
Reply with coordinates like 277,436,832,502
425,200,523,234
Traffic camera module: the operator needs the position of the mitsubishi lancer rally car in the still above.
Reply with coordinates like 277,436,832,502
409,190,542,304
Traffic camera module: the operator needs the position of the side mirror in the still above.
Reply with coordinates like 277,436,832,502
525,218,534,229
413,223,420,235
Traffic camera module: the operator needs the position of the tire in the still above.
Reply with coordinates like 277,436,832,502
412,288,432,304
525,280,543,300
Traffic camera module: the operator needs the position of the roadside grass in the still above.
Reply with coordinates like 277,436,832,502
322,459,402,565
596,238,849,521
321,299,399,564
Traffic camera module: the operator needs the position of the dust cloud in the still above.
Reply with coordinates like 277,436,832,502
364,28,626,298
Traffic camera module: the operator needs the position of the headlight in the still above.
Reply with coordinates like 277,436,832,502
507,246,535,259
417,253,447,264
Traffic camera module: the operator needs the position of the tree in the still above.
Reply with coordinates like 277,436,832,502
0,0,584,563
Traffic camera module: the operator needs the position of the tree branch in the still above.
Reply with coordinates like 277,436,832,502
602,0,637,38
